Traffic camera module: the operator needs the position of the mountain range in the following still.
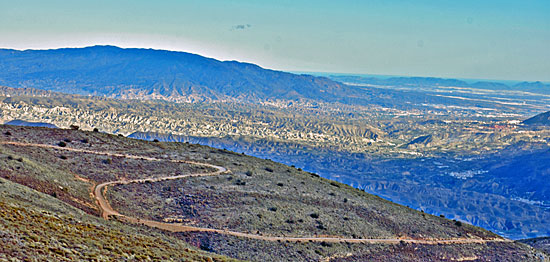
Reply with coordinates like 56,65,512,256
0,46,355,103
2,45,547,106
329,75,550,95
1,45,550,259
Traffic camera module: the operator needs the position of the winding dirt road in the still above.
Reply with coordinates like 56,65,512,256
1,141,511,245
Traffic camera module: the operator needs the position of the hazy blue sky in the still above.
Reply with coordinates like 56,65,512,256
1,0,549,81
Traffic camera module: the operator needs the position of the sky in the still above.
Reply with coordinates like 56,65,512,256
0,0,549,81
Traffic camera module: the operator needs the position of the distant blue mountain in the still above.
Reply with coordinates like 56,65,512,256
2,45,545,106
4,120,57,129
330,75,550,94
0,46,357,103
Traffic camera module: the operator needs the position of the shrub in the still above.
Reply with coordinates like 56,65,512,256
93,128,99,132
454,220,462,227
245,171,253,177
118,134,124,137
440,214,445,218
268,207,278,212
153,139,160,142
58,141,67,147
4,131,11,136
330,181,340,188
310,213,319,219
276,182,284,187
199,243,213,252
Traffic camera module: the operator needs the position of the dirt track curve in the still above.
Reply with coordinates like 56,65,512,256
1,141,512,245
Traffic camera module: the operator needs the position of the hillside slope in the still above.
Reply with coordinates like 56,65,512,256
0,178,236,261
521,237,550,254
524,111,550,126
0,125,546,261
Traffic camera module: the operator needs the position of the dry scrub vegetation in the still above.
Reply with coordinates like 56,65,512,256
0,177,238,261
0,125,546,261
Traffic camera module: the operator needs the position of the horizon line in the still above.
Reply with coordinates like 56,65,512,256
2,44,549,84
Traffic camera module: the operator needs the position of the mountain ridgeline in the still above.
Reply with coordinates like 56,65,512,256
4,119,58,129
3,46,548,114
0,46,354,103
329,75,550,95
523,111,550,126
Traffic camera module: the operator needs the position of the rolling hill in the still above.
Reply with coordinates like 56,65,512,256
521,237,550,254
0,125,547,261
523,111,550,126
